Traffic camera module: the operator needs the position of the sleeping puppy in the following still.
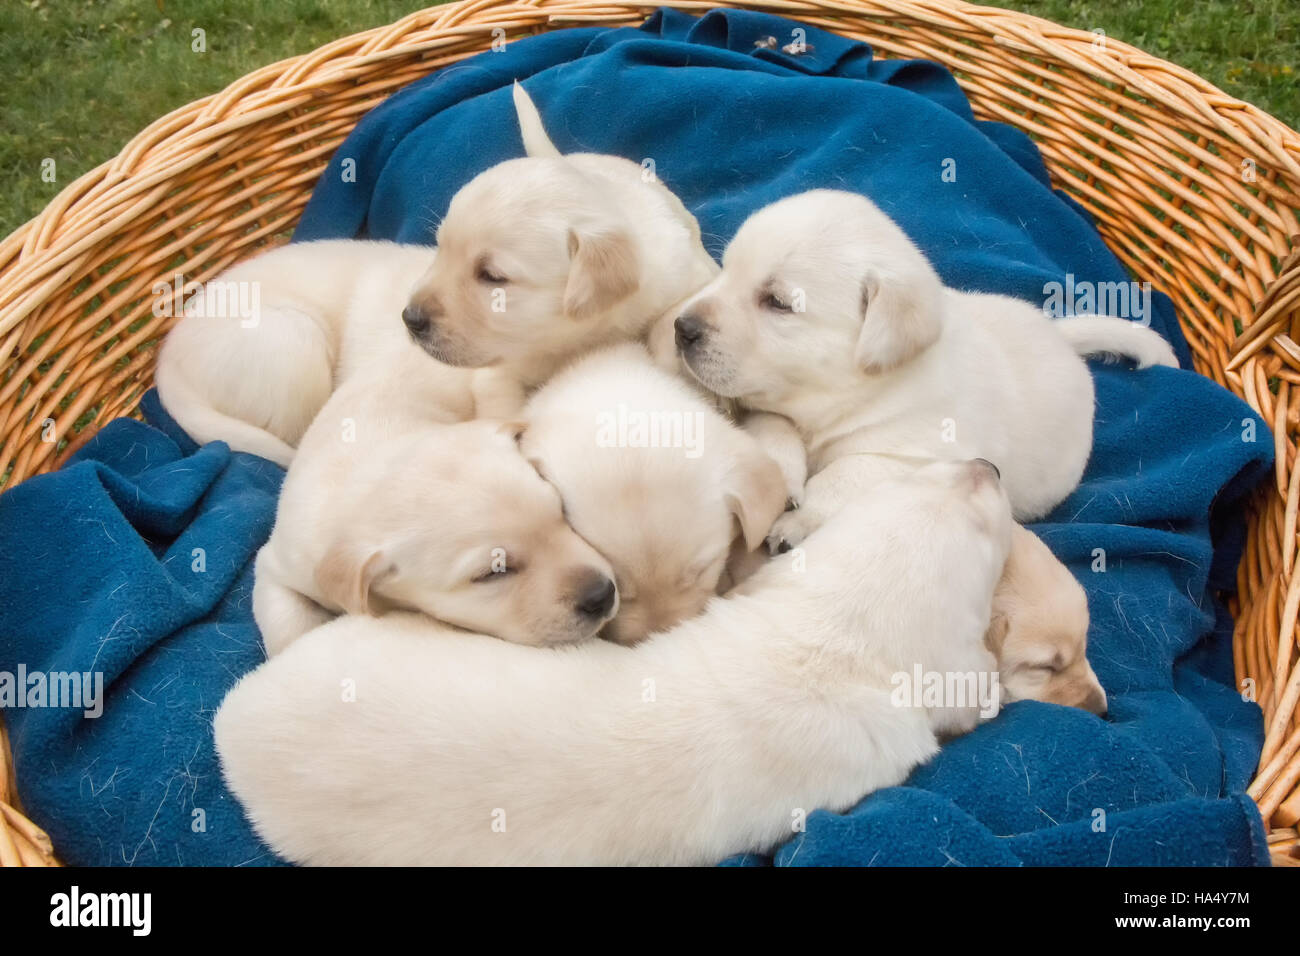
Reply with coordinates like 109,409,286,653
155,239,512,466
986,528,1106,714
215,459,1011,866
401,85,719,389
521,343,787,644
674,189,1153,712
157,84,675,466
253,347,617,656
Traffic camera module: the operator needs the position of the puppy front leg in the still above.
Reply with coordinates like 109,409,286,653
252,550,336,656
929,645,1002,740
741,412,807,509
765,455,908,554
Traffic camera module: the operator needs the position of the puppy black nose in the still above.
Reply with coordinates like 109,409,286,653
575,576,617,620
674,313,706,350
972,458,1001,480
402,304,431,336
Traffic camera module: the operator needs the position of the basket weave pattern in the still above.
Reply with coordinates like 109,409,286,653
1,0,1297,866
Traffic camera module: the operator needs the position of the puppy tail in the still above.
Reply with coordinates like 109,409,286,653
512,81,562,158
1054,316,1179,369
154,361,297,468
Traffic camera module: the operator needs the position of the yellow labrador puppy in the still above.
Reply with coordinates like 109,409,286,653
253,346,617,655
521,343,788,644
673,190,1151,713
216,459,1011,866
400,85,719,389
985,528,1106,714
156,85,700,466
674,190,1176,526
155,240,442,466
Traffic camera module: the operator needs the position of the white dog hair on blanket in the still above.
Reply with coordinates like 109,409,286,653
521,342,788,644
400,84,719,389
215,458,1010,866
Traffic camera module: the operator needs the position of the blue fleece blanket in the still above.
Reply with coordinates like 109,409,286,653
0,8,1273,866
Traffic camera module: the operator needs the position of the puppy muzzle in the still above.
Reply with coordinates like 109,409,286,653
404,307,477,368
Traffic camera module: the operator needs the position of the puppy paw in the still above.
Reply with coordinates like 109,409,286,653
766,507,818,555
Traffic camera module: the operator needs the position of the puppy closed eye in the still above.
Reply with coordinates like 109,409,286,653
758,290,793,313
1023,651,1068,673
682,552,728,587
472,565,518,584
476,260,508,285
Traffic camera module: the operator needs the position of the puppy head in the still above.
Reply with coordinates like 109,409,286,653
987,534,1107,715
522,404,787,646
314,420,618,646
674,190,943,407
403,159,640,379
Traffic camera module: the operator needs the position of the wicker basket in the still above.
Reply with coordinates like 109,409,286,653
1,0,1298,868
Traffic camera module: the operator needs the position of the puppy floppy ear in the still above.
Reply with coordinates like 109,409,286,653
314,543,393,616
723,435,791,551
854,257,943,373
983,608,1011,656
563,225,639,319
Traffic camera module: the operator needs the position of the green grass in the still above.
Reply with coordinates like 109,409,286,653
1006,0,1297,121
0,0,429,238
1,0,1296,239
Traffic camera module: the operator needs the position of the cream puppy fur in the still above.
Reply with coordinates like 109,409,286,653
401,85,718,388
986,528,1106,714
739,410,808,505
156,239,449,467
215,458,1011,866
157,85,664,467
520,343,788,644
719,411,808,590
253,347,617,656
675,189,1178,526
674,189,1153,713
